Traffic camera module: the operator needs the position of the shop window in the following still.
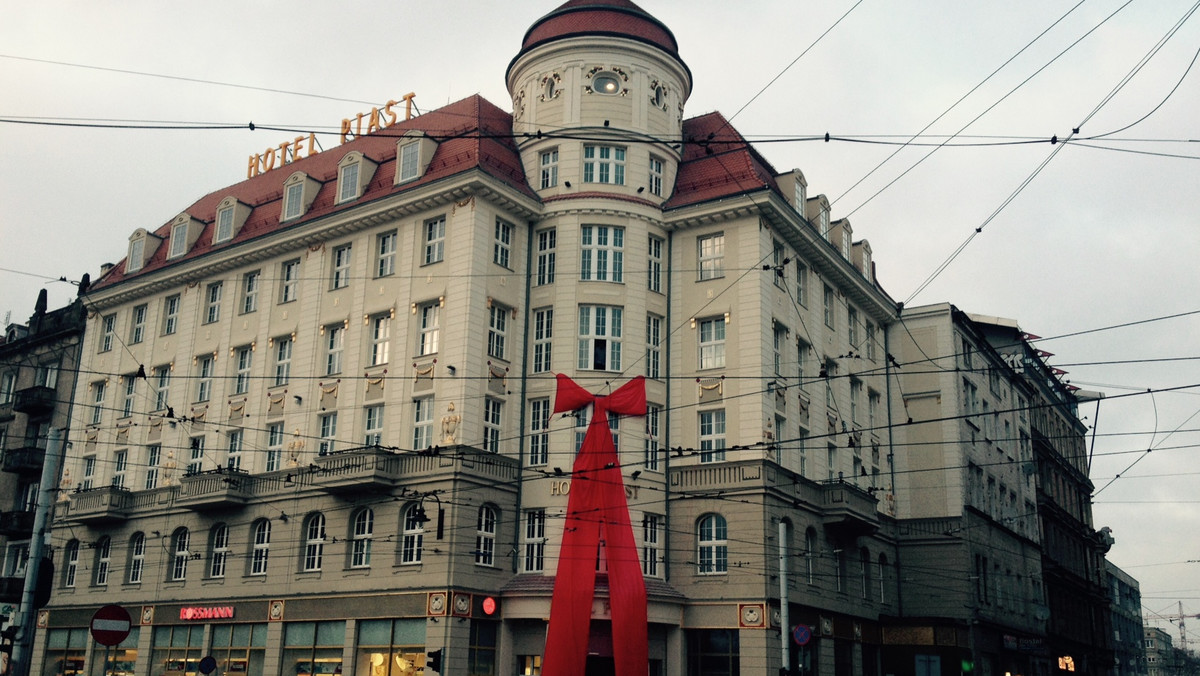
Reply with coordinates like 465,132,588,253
355,619,425,676
153,624,201,674
211,623,267,675
282,621,345,676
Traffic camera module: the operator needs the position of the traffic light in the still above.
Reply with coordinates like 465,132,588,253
426,648,443,673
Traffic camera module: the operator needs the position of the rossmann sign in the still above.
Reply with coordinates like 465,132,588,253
179,606,235,621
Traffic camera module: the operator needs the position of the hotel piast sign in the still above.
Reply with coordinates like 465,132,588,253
550,480,639,499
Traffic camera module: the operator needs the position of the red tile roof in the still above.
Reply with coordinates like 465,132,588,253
514,0,681,69
96,95,531,291
665,111,786,210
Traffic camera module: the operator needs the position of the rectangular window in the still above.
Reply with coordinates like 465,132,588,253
493,219,513,268
81,456,96,490
169,222,189,258
162,295,180,335
648,155,664,196
578,305,622,371
112,450,127,489
648,235,663,293
216,205,235,242
699,410,726,463
241,271,260,314
145,445,160,490
91,381,106,425
773,323,787,377
280,259,300,303
540,149,558,188
364,405,384,446
523,509,546,572
796,261,808,306
483,399,502,453
413,398,433,450
273,337,292,386
823,285,835,329
423,216,446,265
318,413,337,455
488,305,508,360
848,306,859,346
226,430,243,470
529,398,550,466
418,303,440,355
698,317,726,370
35,363,58,389
325,325,344,375
234,346,252,395
644,404,661,471
827,443,838,481
850,379,863,425
646,313,662,379
580,225,624,282
773,240,786,288
266,423,283,473
130,304,147,344
868,391,881,431
399,142,420,182
582,144,625,184
376,230,397,277
121,375,136,418
642,514,662,576
865,322,876,361
196,356,213,402
127,238,145,273
100,314,116,352
331,244,352,289
369,315,390,366
205,282,223,324
188,437,205,475
532,308,553,374
284,182,304,220
338,162,359,203
535,228,556,285
698,233,724,280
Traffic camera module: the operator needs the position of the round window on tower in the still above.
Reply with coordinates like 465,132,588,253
653,85,665,108
593,73,621,95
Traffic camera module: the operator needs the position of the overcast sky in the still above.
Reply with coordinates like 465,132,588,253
2,0,1198,633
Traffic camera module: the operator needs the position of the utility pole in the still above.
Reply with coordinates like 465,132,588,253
11,427,65,676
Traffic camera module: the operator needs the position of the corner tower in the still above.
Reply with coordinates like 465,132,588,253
507,0,691,201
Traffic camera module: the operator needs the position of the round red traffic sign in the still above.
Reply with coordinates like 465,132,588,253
90,604,132,646
792,624,812,646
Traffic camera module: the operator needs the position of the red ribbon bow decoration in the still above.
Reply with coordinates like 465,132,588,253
542,374,648,676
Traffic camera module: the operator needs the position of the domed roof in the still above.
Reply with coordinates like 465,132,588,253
513,0,681,64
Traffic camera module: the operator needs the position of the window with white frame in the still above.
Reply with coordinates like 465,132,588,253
583,144,625,184
697,514,728,574
476,505,497,566
369,314,390,366
376,230,397,277
401,505,424,564
523,509,546,572
196,355,214,402
642,514,662,576
283,182,304,221
699,410,726,462
81,456,95,490
494,219,513,268
242,271,260,314
398,142,421,182
210,525,229,578
648,235,663,292
698,233,725,280
204,282,223,324
364,405,384,446
698,317,726,370
91,381,105,425
169,222,189,258
152,364,172,414
823,285,835,329
532,308,553,373
100,314,116,352
797,427,809,476
318,413,337,455
303,513,326,571
644,404,661,471
251,520,271,575
338,162,360,204
540,149,558,189
868,390,880,431
796,261,808,306
578,305,622,371
215,205,235,242
187,437,204,475
850,379,863,426
331,244,352,289
418,303,440,355
144,445,160,490
112,451,127,489
127,237,145,273
130,304,147,344
580,225,624,282
773,240,786,288
280,259,300,303
648,155,664,196
423,216,445,265
266,423,283,473
483,399,502,453
226,430,243,470
773,323,787,377
352,508,374,568
848,306,859,346
35,362,58,389
827,443,838,481
646,313,662,379
325,324,344,375
865,321,876,361
234,346,252,395
62,540,79,587
129,533,145,583
529,398,550,466
172,528,190,581
488,304,508,360
805,528,818,584
413,398,433,450
535,228,556,285
273,337,292,386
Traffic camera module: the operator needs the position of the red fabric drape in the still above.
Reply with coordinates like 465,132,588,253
542,374,648,676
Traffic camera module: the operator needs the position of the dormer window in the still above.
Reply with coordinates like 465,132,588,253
169,222,189,258
395,132,438,185
281,172,320,222
215,206,234,243
338,163,359,203
212,197,249,245
336,151,378,204
128,238,144,272
284,182,304,220
398,143,420,182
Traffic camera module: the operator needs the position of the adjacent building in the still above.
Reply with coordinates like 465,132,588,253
1108,562,1145,676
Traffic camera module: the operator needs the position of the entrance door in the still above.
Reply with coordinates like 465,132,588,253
586,655,616,676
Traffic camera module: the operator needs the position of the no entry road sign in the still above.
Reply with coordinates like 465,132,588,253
90,604,132,646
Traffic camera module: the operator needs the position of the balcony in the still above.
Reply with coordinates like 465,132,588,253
12,385,55,416
65,486,132,524
0,510,35,537
2,446,46,475
819,479,880,536
177,468,253,511
311,446,416,494
0,576,24,604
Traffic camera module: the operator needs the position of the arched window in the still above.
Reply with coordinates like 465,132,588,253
352,509,374,568
804,528,818,585
401,505,425,564
63,540,79,587
475,505,497,567
128,533,145,584
251,520,271,576
697,514,728,574
860,547,871,600
210,524,229,578
93,537,111,586
171,528,190,581
303,513,326,571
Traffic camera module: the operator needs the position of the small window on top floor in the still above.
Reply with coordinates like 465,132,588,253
215,206,234,243
281,172,319,222
212,197,249,245
395,132,438,185
168,221,190,259
126,229,158,274
336,151,378,204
